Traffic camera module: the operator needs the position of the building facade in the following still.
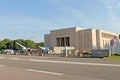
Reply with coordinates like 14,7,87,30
44,27,120,54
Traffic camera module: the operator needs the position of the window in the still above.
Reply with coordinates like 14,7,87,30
56,37,70,46
66,37,70,46
61,38,64,46
102,32,117,39
56,38,60,46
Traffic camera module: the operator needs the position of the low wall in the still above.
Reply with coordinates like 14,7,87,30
91,49,111,58
53,46,75,54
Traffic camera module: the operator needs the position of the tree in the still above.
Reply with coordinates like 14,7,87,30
8,41,14,49
36,42,44,47
0,42,6,49
0,39,11,49
2,39,11,43
14,39,26,50
25,40,36,48
0,38,44,50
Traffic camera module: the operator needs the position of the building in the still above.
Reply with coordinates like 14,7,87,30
44,27,120,54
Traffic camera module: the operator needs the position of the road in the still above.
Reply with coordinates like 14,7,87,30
0,54,120,80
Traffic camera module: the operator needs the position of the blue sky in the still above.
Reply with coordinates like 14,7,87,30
0,0,120,42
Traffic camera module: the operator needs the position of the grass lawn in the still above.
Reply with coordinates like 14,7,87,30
103,56,120,60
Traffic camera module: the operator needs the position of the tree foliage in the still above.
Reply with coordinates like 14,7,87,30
0,39,44,50
36,42,45,47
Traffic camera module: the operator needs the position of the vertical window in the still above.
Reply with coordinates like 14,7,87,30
56,38,60,46
61,38,64,46
66,37,70,46
56,37,70,46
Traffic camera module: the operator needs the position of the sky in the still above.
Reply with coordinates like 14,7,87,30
0,0,120,42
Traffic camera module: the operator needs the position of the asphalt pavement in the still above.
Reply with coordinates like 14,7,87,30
0,54,120,80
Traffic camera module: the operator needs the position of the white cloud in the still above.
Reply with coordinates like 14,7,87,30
107,6,113,10
117,3,120,8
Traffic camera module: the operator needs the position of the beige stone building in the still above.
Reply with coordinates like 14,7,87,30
44,27,120,54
